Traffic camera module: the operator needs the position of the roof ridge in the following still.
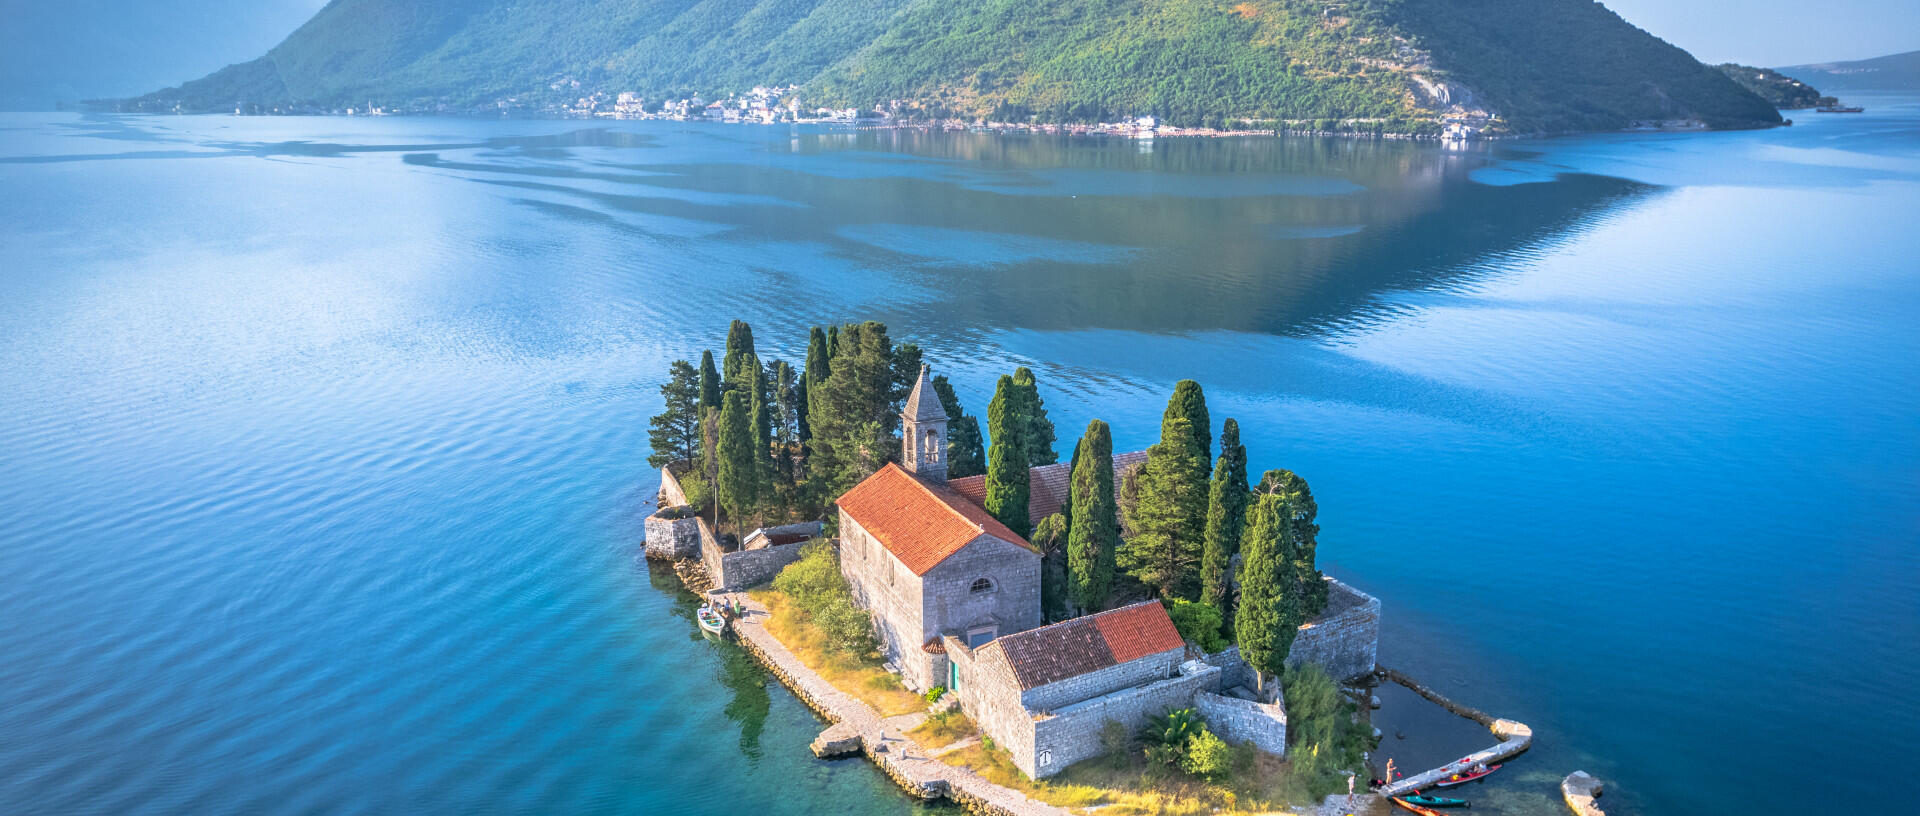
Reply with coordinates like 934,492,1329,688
998,599,1161,643
890,462,987,535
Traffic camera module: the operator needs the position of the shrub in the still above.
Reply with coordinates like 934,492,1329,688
1140,708,1204,765
1182,727,1232,781
1167,599,1228,653
923,685,947,703
772,541,875,656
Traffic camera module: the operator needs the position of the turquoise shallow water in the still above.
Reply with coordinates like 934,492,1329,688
1,103,1916,815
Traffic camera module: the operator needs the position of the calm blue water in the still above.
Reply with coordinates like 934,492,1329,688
2,102,1916,816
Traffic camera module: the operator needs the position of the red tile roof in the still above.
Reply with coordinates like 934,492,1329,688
982,601,1186,690
836,463,1034,575
948,450,1148,526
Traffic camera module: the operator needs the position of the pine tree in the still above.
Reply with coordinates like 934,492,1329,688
716,390,760,533
1259,469,1326,618
1162,380,1212,479
1012,367,1058,466
647,360,703,470
1067,419,1118,612
699,350,721,416
1120,415,1209,600
723,320,757,385
807,322,896,501
931,374,986,479
985,374,1032,539
1201,419,1250,628
1235,492,1300,694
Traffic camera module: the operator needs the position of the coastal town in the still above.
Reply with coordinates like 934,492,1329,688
641,321,1581,816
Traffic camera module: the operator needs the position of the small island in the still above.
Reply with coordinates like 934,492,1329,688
643,320,1532,814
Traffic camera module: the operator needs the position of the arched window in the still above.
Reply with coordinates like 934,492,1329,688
923,429,942,462
970,577,994,594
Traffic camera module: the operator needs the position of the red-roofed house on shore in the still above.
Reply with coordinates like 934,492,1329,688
836,365,1042,693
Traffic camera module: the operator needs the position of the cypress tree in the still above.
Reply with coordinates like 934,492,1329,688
931,374,986,479
770,360,799,492
1032,513,1070,623
985,374,1032,539
799,326,829,443
698,350,721,416
716,390,759,533
887,343,924,432
723,320,757,385
826,325,840,360
1067,419,1118,612
1260,469,1326,618
1162,380,1212,479
1012,367,1058,466
1235,492,1300,694
1120,415,1209,600
1201,419,1250,628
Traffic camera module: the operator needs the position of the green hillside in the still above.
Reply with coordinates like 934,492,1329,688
126,0,1781,133
1715,64,1827,109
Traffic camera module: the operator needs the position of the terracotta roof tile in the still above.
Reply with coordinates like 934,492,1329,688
836,463,1033,575
981,601,1185,690
949,451,1148,525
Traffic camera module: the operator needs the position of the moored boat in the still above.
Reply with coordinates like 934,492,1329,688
1816,105,1866,113
1401,794,1469,808
1434,763,1501,788
697,604,727,637
1392,798,1447,816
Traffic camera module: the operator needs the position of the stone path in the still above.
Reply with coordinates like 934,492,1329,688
727,596,1072,816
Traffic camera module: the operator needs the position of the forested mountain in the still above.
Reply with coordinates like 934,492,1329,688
127,0,1781,133
1715,64,1827,109
1779,50,1920,92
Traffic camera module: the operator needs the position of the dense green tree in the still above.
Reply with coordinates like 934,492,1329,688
1200,418,1249,628
1235,492,1300,694
826,324,840,360
1120,415,1209,600
1166,598,1227,653
1066,419,1117,612
1162,379,1212,479
1032,513,1069,623
716,390,761,532
699,350,722,416
1011,367,1058,466
799,326,830,444
931,374,986,479
887,343,924,432
648,359,703,470
1259,468,1326,617
984,374,1032,539
807,322,896,501
723,320,757,385
770,359,799,492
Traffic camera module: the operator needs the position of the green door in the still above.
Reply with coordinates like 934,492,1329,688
949,659,958,691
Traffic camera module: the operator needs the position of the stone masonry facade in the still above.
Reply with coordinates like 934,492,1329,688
1286,578,1381,684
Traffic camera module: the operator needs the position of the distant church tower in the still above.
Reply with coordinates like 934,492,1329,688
900,364,949,483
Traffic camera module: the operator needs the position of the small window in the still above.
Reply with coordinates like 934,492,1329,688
966,626,996,648
970,577,994,594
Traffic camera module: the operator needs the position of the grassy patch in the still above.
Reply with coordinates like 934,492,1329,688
749,588,924,717
939,736,1338,814
907,709,977,750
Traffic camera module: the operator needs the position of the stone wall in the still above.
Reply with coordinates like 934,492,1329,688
1285,578,1380,684
643,512,702,560
838,511,931,690
1202,646,1254,692
658,463,691,507
744,520,823,549
1194,691,1287,756
698,518,810,591
1024,661,1222,778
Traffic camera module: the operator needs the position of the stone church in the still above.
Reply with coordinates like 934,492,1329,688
834,365,1379,778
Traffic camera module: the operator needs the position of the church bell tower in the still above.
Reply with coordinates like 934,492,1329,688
900,364,949,483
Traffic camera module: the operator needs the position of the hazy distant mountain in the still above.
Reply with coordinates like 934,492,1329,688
1778,50,1920,92
125,0,1781,134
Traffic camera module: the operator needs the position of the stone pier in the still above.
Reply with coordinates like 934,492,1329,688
727,595,1072,816
1376,667,1533,798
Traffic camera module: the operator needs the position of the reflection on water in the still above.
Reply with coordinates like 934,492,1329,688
1,108,1916,816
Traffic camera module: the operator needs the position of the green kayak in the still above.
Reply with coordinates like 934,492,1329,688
1402,795,1469,808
